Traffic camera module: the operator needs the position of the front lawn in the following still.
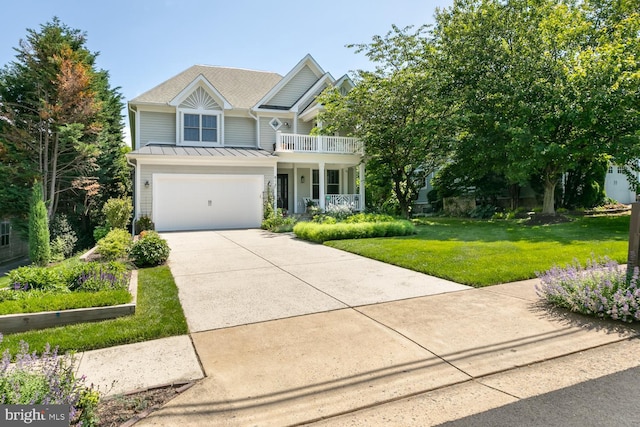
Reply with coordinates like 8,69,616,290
0,265,188,356
325,216,630,287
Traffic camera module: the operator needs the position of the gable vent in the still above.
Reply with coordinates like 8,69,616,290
180,87,221,110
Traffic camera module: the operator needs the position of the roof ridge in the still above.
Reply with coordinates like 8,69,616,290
193,64,281,75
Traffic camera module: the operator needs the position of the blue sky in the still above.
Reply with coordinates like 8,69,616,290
1,0,453,144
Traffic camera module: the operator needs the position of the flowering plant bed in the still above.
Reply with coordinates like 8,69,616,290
0,335,100,426
0,261,137,333
536,258,640,322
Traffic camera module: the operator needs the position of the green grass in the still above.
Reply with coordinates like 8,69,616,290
0,265,188,356
0,289,132,314
325,216,630,287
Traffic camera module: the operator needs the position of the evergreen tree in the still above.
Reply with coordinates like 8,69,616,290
28,181,50,265
0,18,129,243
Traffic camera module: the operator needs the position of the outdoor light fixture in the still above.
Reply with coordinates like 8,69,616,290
144,180,150,188
301,175,305,183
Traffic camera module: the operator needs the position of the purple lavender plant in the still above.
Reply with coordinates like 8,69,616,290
0,334,100,425
536,258,640,322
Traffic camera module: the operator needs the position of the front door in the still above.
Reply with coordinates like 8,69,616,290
277,174,288,212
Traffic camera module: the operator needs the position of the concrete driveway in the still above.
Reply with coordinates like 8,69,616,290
163,229,470,332
128,229,640,426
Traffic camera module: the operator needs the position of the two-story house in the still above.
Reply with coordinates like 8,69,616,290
126,54,365,231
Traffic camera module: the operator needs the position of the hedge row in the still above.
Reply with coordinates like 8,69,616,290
293,220,415,243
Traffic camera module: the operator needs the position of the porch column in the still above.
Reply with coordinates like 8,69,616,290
342,168,348,194
273,165,278,214
359,163,366,211
319,162,326,211
294,167,299,214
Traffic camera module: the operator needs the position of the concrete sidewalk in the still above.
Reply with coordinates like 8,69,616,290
132,281,640,426
73,230,640,425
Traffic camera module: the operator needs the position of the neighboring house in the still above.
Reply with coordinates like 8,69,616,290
126,54,365,231
414,163,638,213
605,164,638,204
0,218,28,266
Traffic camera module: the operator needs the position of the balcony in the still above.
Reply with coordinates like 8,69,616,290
275,132,363,155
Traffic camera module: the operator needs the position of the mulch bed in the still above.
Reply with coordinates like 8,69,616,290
525,213,574,226
96,382,195,426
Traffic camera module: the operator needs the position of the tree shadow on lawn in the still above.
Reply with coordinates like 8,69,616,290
410,215,629,245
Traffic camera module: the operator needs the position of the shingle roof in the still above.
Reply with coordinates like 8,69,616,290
130,65,283,109
128,145,275,158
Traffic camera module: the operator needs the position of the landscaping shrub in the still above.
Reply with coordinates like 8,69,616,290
129,231,170,267
6,261,129,294
314,212,395,225
102,197,132,230
134,215,155,234
92,224,111,242
343,213,395,223
294,220,415,243
536,258,640,322
6,266,68,293
0,335,100,426
261,209,297,232
263,182,275,220
312,215,337,224
29,181,50,266
50,214,78,261
70,261,129,292
96,228,132,260
469,205,497,219
325,203,355,220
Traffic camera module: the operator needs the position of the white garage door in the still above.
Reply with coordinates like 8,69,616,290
153,174,264,231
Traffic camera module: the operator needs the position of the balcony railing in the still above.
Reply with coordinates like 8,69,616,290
276,132,363,155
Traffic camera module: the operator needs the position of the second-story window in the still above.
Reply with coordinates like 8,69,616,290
184,113,218,143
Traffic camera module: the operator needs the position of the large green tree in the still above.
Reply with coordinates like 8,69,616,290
0,18,129,241
318,25,454,217
433,0,640,214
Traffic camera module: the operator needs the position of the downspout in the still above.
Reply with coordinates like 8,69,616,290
126,156,138,237
127,105,138,236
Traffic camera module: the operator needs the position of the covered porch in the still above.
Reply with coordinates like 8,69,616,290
275,161,365,215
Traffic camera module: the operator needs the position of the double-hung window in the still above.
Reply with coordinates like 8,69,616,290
0,222,9,246
312,170,340,198
180,111,221,146
312,170,320,199
327,170,340,194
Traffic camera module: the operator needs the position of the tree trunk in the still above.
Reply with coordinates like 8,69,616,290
394,180,411,219
47,133,59,220
509,184,520,211
542,179,556,215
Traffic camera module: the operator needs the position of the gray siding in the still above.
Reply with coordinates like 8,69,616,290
268,65,318,107
140,111,175,145
296,119,314,135
224,117,256,147
138,164,274,218
259,117,278,152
